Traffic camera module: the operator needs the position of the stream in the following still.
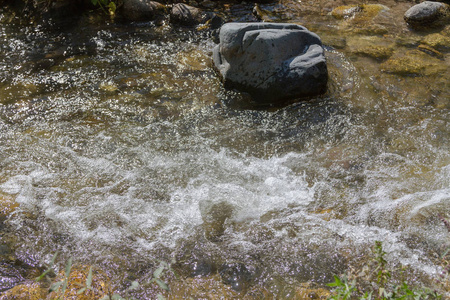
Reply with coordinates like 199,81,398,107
0,0,449,298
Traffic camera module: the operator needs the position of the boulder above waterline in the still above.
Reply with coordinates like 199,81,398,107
404,1,450,28
212,22,328,105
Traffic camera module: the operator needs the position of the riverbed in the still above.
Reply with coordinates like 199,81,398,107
0,0,449,298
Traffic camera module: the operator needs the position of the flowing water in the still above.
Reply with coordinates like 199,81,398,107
0,0,449,298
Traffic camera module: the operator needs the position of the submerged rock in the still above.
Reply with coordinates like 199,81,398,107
347,36,394,60
331,4,363,20
330,4,391,35
200,201,233,241
165,274,244,298
331,4,388,20
0,281,46,300
294,284,331,299
380,50,446,76
404,1,450,28
213,22,327,105
421,32,450,51
219,262,254,292
122,0,166,22
0,192,18,223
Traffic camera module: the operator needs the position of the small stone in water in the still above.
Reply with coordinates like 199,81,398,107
200,201,233,241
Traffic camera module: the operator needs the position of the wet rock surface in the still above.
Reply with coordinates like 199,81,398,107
404,1,450,28
175,240,219,278
219,262,255,292
331,4,388,20
170,3,216,26
330,3,393,35
200,201,234,241
347,36,394,60
0,280,46,300
0,0,449,299
0,192,18,226
213,22,328,105
122,0,166,22
380,49,446,76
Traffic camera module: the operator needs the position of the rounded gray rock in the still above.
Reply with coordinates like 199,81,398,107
404,1,450,27
213,22,328,105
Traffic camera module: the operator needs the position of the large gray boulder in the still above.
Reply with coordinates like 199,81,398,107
213,22,328,105
404,1,450,28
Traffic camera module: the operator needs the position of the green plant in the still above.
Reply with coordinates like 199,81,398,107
327,241,443,300
327,274,356,300
437,214,450,294
35,253,73,300
98,280,139,300
35,252,59,283
91,0,117,16
35,254,175,300
75,265,93,295
149,260,172,299
48,257,72,299
372,240,391,297
98,260,175,300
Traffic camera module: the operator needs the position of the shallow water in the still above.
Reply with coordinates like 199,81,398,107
0,1,449,297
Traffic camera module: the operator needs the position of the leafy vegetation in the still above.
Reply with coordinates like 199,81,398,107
35,254,175,300
327,240,448,300
90,0,117,16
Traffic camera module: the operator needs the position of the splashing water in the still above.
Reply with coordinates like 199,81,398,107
0,4,449,297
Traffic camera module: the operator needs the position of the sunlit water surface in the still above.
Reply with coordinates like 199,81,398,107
0,4,449,297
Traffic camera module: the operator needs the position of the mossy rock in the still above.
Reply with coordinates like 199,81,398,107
48,265,112,299
321,36,347,49
331,4,391,35
380,50,446,76
0,192,19,221
331,4,388,21
421,33,450,51
294,285,330,299
380,56,424,75
417,44,445,59
350,24,389,36
331,5,363,20
395,35,423,48
352,44,394,59
1,264,112,300
348,36,394,59
0,281,46,300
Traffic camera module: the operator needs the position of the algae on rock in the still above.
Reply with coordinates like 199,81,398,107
380,50,447,76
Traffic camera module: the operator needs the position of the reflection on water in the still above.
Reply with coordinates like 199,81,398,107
0,2,449,297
